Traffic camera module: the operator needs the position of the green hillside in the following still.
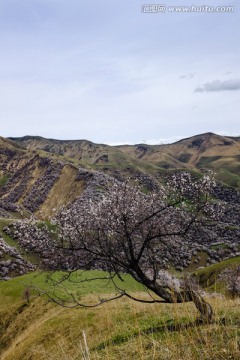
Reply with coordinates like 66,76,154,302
0,262,239,360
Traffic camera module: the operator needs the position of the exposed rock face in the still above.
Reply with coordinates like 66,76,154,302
0,143,84,216
0,237,35,280
94,154,109,164
188,138,204,149
0,200,19,218
2,158,63,214
23,161,64,213
212,184,240,205
135,145,151,158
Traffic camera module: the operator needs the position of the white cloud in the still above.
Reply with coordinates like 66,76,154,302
107,136,183,146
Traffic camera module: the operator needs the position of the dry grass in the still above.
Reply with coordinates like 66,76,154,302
38,165,85,218
0,291,239,360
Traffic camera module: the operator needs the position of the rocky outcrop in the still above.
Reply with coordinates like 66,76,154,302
23,161,64,212
0,237,35,280
212,184,240,205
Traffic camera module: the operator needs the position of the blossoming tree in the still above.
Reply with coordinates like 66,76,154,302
8,171,231,322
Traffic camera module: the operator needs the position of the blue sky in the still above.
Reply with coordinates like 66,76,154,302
0,0,239,144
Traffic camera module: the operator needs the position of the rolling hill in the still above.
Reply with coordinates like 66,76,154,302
0,132,239,219
10,132,240,188
118,132,240,186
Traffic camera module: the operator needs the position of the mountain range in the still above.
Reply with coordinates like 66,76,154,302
0,132,239,218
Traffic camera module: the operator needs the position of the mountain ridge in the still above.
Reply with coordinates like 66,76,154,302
7,132,240,188
0,132,239,219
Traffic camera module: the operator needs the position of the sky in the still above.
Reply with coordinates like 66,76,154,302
0,0,239,144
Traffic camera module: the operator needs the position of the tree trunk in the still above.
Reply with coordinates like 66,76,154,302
152,282,214,323
188,288,214,323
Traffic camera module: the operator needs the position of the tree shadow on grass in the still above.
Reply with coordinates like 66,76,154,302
94,317,226,351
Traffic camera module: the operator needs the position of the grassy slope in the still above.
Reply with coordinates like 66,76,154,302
194,256,240,291
0,259,240,360
119,133,240,187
